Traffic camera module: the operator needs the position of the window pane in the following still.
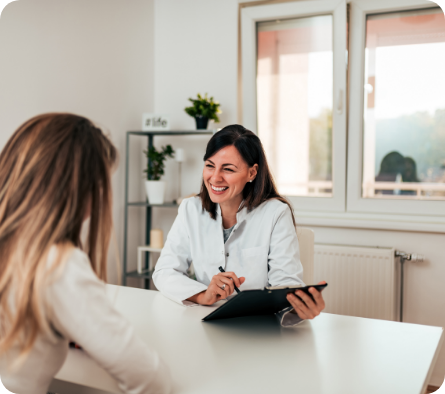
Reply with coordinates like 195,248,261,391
363,8,445,200
257,15,333,197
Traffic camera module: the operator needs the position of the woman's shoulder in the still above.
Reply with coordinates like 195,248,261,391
257,198,290,215
48,244,89,267
47,244,96,286
179,195,204,215
244,199,290,225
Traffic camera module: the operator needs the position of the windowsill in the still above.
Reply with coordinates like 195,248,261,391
294,210,445,233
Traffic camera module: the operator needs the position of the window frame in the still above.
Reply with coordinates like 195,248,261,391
346,0,444,216
241,0,348,212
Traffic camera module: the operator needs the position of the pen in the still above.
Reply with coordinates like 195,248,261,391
218,266,240,294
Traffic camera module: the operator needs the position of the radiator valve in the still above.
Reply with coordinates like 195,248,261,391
395,250,424,262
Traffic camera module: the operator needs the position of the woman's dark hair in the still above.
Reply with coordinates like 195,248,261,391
198,124,296,226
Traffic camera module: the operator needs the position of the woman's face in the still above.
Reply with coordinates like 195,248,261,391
203,145,258,206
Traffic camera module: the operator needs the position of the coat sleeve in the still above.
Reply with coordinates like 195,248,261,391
152,200,208,306
46,249,172,394
267,203,306,327
268,204,305,287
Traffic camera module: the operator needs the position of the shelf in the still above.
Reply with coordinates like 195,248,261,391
125,270,153,279
128,130,215,136
123,130,207,288
127,201,178,207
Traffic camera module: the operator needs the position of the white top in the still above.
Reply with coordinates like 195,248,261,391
0,247,171,394
153,196,305,325
51,287,444,394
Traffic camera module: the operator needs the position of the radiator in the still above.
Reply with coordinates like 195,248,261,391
314,244,399,321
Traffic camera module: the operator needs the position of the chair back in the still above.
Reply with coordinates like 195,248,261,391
296,227,314,284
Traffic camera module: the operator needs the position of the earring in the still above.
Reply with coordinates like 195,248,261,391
249,179,253,183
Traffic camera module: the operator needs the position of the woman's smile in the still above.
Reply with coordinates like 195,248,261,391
210,183,229,194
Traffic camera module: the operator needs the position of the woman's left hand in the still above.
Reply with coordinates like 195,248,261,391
286,281,326,320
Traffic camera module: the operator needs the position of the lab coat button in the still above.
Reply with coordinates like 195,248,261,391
226,253,229,257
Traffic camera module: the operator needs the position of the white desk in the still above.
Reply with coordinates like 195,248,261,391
50,285,443,394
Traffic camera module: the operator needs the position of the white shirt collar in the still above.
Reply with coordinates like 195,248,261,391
215,200,248,226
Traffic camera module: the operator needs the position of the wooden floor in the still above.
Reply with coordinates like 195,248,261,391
426,385,439,393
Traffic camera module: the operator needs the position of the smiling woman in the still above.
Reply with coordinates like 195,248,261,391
199,124,294,229
153,124,326,325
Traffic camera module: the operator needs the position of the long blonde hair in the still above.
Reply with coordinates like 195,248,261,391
0,113,117,363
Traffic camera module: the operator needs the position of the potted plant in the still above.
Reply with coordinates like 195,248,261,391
184,93,221,129
143,145,175,204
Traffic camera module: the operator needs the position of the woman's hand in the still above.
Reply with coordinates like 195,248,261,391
286,281,326,320
188,272,245,306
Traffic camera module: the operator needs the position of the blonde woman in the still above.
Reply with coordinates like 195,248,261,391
0,114,171,394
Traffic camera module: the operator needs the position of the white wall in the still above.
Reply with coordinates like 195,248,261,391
153,0,239,128
152,0,445,386
150,0,240,245
0,0,155,284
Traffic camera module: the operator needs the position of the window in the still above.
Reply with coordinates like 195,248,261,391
362,8,445,201
257,15,334,198
242,0,445,219
347,0,444,216
242,0,347,212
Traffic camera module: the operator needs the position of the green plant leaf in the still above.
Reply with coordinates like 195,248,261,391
183,93,221,123
143,144,176,180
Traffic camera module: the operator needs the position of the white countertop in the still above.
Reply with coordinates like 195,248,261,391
50,285,444,394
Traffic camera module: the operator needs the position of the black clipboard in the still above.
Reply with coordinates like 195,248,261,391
202,283,328,321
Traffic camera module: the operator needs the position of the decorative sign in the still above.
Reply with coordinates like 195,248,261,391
142,113,170,131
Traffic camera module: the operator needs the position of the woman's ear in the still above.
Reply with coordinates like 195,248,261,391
249,164,258,180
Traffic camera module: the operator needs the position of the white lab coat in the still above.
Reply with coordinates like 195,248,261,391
153,196,305,326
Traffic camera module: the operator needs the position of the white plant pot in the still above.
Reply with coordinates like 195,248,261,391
145,180,166,204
